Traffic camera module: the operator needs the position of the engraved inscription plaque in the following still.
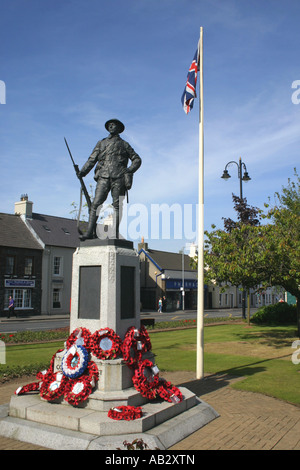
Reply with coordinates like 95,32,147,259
78,266,101,319
120,266,135,319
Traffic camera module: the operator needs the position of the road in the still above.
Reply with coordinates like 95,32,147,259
0,308,256,333
141,308,253,323
0,317,70,333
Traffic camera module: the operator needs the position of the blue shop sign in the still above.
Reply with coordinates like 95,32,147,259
166,279,198,290
5,279,35,288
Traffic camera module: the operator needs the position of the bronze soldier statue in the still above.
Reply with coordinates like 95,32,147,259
77,119,141,240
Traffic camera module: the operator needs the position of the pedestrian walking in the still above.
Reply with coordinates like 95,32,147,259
8,296,15,318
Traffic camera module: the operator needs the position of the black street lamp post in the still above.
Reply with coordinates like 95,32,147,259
221,157,251,199
221,157,251,319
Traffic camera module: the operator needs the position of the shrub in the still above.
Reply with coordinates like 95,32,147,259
0,328,68,344
251,302,297,325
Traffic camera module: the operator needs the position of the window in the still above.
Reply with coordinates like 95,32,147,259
5,256,15,275
24,257,33,275
4,289,31,309
24,289,31,308
53,257,62,276
52,288,61,308
14,289,23,308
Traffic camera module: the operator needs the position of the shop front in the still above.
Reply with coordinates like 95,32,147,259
165,278,198,311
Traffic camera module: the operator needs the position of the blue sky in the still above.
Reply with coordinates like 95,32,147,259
0,0,299,253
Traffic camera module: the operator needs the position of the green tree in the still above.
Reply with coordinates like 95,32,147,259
204,196,263,323
259,169,300,333
203,170,300,333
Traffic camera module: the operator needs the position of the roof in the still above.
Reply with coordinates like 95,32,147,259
139,248,195,272
26,213,83,248
0,213,43,250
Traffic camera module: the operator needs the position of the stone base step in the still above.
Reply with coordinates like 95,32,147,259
8,386,197,436
0,395,219,450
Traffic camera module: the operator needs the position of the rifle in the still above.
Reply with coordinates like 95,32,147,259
64,137,91,211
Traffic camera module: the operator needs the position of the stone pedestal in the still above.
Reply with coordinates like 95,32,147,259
70,239,140,338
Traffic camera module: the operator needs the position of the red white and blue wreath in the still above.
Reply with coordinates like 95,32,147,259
61,344,89,379
91,328,122,360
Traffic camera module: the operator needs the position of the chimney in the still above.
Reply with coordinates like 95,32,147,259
188,242,197,258
138,236,148,252
14,194,33,218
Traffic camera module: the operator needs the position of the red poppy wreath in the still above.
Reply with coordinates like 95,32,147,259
108,405,142,421
15,382,41,395
157,379,183,403
66,327,92,351
91,328,122,360
40,372,68,402
132,359,160,399
64,375,92,406
122,326,152,368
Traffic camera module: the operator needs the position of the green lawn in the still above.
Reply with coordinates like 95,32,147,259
0,341,64,378
149,324,300,405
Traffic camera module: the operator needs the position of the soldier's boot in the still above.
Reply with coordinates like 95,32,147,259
79,210,97,241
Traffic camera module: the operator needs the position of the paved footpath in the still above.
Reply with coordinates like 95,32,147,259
1,371,300,450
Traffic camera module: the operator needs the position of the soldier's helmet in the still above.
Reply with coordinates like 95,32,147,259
105,119,125,134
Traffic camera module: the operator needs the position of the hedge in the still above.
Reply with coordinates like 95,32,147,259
251,302,297,325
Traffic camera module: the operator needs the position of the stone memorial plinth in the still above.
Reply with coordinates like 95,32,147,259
62,238,144,410
70,238,140,338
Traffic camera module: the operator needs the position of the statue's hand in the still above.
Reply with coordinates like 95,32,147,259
124,172,133,190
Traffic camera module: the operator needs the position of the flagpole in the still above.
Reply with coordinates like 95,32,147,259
196,26,204,379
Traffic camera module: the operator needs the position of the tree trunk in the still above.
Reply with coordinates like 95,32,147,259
247,291,251,326
242,288,246,319
297,297,300,338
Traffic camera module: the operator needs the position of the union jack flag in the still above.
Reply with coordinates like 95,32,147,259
181,49,199,114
